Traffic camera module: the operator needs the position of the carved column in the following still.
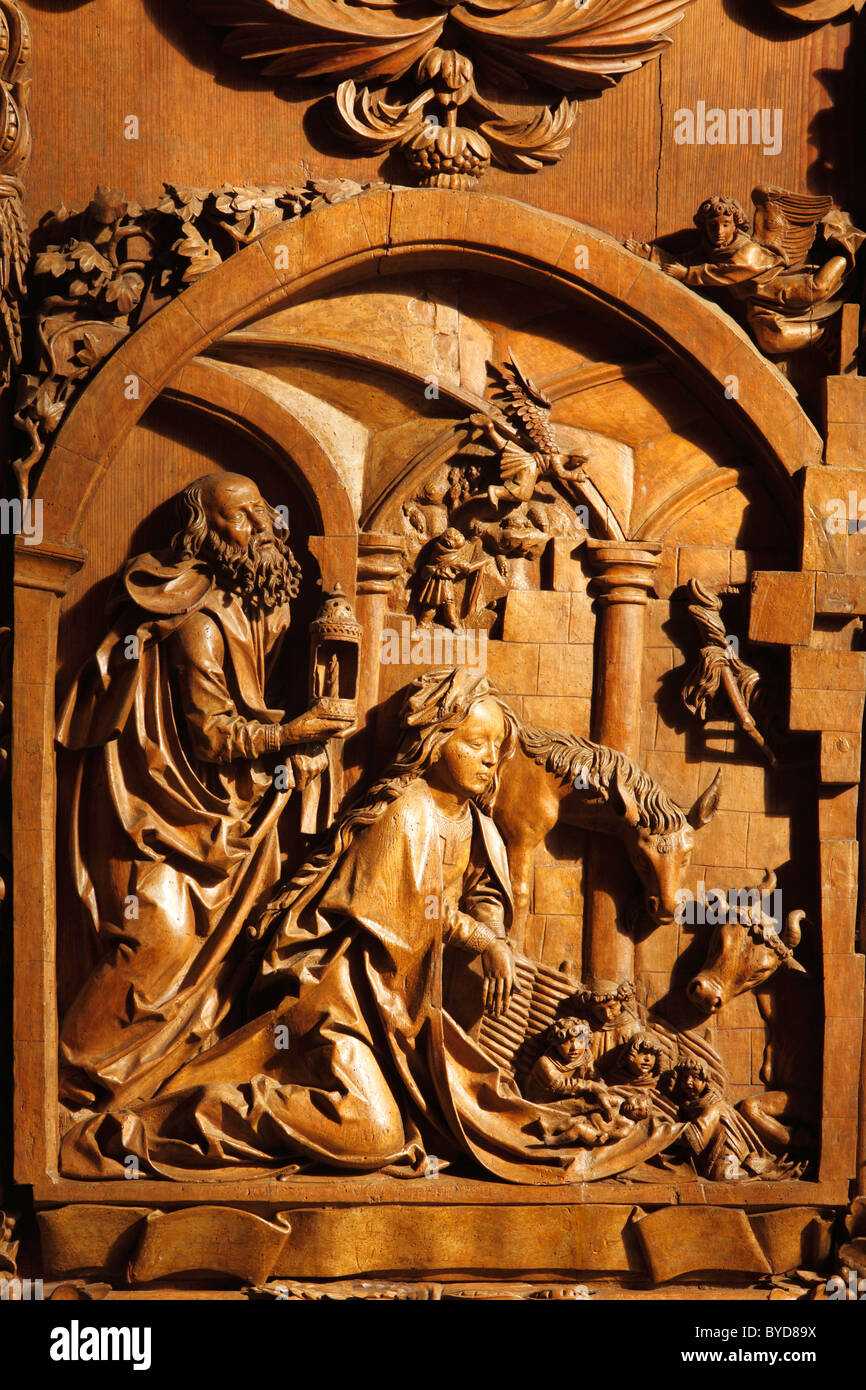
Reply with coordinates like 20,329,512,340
584,539,661,984
12,538,86,1183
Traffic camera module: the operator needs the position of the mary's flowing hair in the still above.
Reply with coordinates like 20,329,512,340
254,667,516,939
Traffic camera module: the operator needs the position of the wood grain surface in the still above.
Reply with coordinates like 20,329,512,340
22,0,863,241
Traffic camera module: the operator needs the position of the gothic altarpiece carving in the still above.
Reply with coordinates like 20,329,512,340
2,0,866,1302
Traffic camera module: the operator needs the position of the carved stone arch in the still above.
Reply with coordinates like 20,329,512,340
162,356,357,544
633,468,743,543
34,188,818,551
12,185,825,1189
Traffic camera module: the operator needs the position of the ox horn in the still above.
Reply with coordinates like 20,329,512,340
760,868,777,895
687,769,722,829
781,908,808,973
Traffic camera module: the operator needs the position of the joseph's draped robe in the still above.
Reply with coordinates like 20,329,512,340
61,778,681,1183
57,550,305,1109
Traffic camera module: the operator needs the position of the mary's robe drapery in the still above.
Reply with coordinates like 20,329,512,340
61,778,680,1183
56,551,304,1110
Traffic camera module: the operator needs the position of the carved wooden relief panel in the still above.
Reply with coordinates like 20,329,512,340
1,0,866,1325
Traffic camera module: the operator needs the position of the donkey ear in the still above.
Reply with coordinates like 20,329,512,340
687,769,722,829
610,770,640,827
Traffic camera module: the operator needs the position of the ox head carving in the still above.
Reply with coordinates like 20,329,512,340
686,870,807,1015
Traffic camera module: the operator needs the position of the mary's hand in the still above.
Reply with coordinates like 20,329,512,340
481,939,514,1018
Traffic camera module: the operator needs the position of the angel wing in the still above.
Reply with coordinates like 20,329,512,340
190,0,699,92
188,0,446,84
751,185,833,269
453,0,699,92
489,350,559,454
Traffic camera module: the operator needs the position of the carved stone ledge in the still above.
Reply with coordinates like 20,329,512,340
13,538,87,595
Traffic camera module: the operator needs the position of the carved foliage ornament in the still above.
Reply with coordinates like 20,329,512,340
189,0,700,186
13,177,374,498
0,2,30,388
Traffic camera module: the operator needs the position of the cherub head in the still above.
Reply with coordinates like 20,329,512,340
574,978,635,1029
668,1058,711,1104
693,195,750,252
548,1016,592,1067
622,1034,663,1080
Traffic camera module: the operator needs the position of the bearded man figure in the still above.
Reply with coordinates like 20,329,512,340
57,471,352,1112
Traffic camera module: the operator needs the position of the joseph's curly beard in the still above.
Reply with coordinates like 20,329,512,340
205,529,300,612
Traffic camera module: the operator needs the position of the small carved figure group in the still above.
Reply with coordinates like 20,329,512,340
526,1017,653,1148
528,1009,776,1179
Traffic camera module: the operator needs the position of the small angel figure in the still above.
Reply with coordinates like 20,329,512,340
526,1018,653,1149
626,188,864,356
470,351,587,508
605,1032,666,1092
572,977,642,1072
524,1016,611,1105
663,1059,772,1181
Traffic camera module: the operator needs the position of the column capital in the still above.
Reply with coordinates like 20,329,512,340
586,538,662,607
357,532,405,596
14,538,88,596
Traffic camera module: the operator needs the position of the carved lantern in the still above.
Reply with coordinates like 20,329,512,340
308,586,362,721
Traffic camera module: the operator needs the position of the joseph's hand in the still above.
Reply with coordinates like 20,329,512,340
281,710,354,744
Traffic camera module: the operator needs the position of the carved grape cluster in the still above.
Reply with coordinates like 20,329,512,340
406,124,491,188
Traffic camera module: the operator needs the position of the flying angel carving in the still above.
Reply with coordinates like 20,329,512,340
470,351,587,508
626,185,865,356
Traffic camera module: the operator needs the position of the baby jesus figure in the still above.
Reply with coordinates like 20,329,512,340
525,1016,649,1148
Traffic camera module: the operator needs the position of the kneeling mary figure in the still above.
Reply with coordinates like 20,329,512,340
61,666,678,1183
